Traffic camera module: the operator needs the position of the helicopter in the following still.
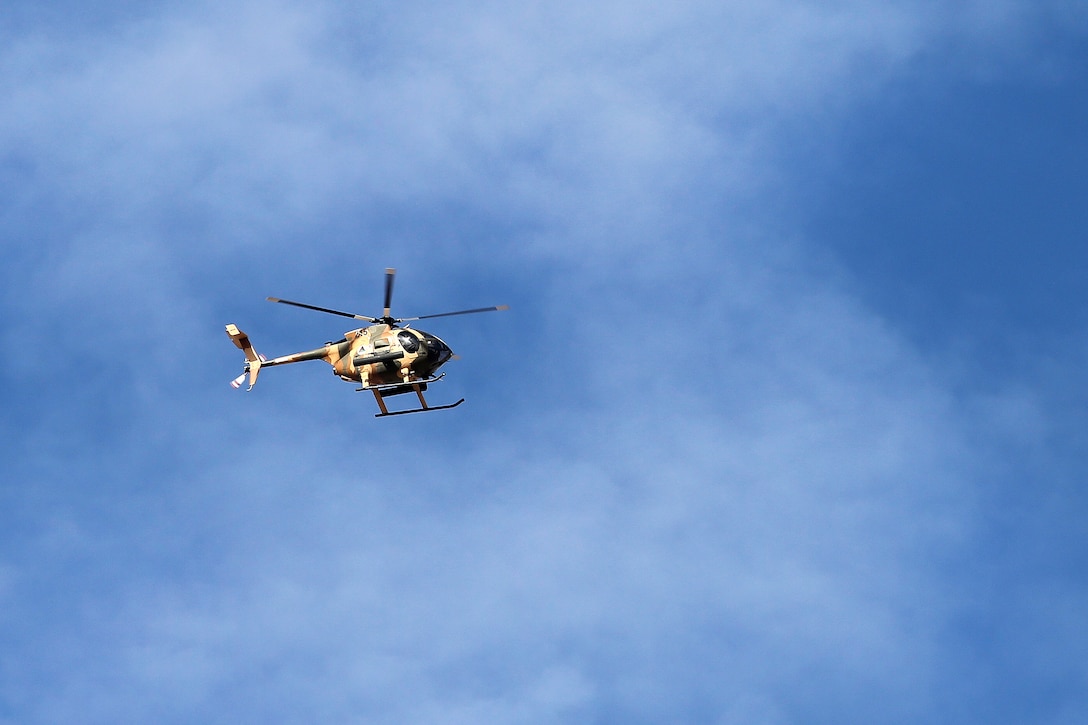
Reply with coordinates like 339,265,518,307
226,268,508,417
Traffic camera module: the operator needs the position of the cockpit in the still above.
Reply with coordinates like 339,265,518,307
392,330,453,365
420,333,453,365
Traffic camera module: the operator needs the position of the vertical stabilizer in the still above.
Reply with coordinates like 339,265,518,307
226,324,262,390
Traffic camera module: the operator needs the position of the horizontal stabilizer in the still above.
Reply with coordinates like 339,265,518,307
226,324,260,361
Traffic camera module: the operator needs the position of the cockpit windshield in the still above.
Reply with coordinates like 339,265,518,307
421,334,452,365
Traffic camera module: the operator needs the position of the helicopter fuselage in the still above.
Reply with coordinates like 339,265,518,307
260,323,454,391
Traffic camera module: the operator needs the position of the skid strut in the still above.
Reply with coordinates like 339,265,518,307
358,374,464,417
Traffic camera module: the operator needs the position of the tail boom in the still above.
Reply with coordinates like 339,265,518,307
226,324,332,391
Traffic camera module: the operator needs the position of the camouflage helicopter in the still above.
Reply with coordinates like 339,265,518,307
226,268,508,417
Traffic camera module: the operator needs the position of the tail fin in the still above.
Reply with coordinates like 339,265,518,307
226,324,263,391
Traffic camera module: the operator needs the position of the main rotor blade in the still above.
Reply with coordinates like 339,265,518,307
401,304,509,322
383,268,396,319
266,297,378,322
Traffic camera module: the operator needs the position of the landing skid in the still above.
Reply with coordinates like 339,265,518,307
357,374,465,417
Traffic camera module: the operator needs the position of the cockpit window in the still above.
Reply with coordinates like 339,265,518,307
421,334,452,364
397,331,420,353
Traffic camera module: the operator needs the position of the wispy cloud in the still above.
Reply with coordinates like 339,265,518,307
1,1,1085,722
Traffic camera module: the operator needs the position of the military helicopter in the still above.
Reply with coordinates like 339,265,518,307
226,268,508,417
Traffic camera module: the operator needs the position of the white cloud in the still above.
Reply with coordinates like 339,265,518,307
0,0,1085,722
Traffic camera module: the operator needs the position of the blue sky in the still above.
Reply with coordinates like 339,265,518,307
1,1,1087,723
